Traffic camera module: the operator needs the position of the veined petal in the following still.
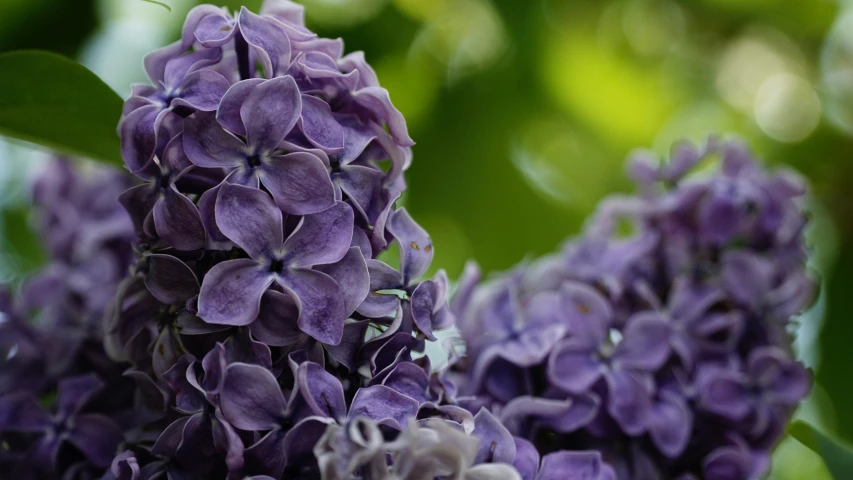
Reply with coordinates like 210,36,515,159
260,152,336,215
220,362,287,431
183,111,247,168
283,201,353,267
281,268,346,345
241,75,301,155
198,259,273,326
216,183,283,259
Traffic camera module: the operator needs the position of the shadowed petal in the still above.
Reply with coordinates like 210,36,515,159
153,188,206,250
244,430,287,478
194,10,235,47
216,183,283,259
281,268,346,345
220,363,287,431
356,260,403,318
605,370,651,436
351,86,413,147
120,104,161,173
387,208,432,284
299,95,344,152
57,373,103,419
283,417,336,470
650,392,692,458
241,75,301,154
0,393,51,431
547,341,602,394
261,152,336,215
144,254,199,305
183,111,247,168
283,202,354,267
513,437,539,480
198,259,274,326
614,312,671,371
251,290,303,346
68,414,123,467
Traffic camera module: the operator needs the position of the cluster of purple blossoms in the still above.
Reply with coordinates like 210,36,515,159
449,138,814,480
0,1,816,478
1,158,136,477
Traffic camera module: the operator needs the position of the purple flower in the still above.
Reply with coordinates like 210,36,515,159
197,183,356,344
184,76,336,215
512,438,616,480
0,374,122,470
546,282,669,434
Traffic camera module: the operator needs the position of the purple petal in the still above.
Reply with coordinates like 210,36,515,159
350,86,414,147
212,416,245,472
512,437,540,480
538,451,602,480
315,246,370,318
299,95,344,152
283,201,354,267
197,259,273,326
614,312,671,371
144,254,199,305
217,79,265,136
260,152,336,215
547,341,603,394
605,370,651,436
119,104,160,173
152,327,183,379
243,430,287,478
649,392,692,458
238,7,291,78
700,370,751,421
387,208,432,283
281,268,346,345
296,362,347,420
558,281,611,347
356,260,403,317
381,362,430,403
282,417,336,468
162,355,205,414
703,446,750,480
57,373,103,419
193,10,235,47
216,183,283,259
142,40,184,84
325,321,370,372
338,165,383,217
224,328,273,370
153,188,206,250
67,414,123,467
220,363,287,431
251,290,303,346
241,75,301,154
0,393,51,431
200,343,227,394
172,70,229,112
183,111,247,168
347,385,419,429
721,250,774,310
472,408,516,464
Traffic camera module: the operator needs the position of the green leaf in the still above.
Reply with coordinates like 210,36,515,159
790,420,853,479
0,50,123,166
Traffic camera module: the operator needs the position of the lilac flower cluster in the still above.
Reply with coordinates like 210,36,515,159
449,138,814,480
1,159,136,477
0,1,816,477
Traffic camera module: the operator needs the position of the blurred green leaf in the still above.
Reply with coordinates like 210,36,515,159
790,420,853,479
0,50,123,166
0,206,45,278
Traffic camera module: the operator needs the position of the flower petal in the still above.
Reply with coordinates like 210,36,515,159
347,385,419,430
220,362,287,431
350,86,414,147
472,408,516,465
217,79,265,136
144,254,200,305
512,437,540,480
614,312,671,371
243,429,287,478
260,152,336,215
283,201,353,267
605,370,651,436
238,7,291,78
315,246,370,318
649,392,692,458
296,361,347,420
547,341,603,394
119,104,161,173
173,70,229,112
356,260,403,318
57,373,103,419
183,111,247,168
153,188,206,251
216,183,283,259
538,451,602,480
0,393,51,431
281,268,346,345
67,413,123,468
241,75,301,154
299,95,344,152
251,290,303,346
387,208,432,284
197,259,273,326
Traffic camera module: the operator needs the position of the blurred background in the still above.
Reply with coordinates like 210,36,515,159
0,0,850,477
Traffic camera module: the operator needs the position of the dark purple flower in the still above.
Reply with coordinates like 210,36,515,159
512,438,616,480
0,374,122,470
197,183,356,344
